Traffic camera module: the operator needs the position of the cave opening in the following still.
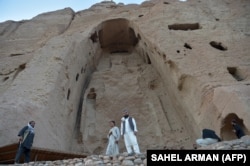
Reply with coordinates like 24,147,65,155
97,18,138,54
168,23,201,31
227,67,245,81
210,41,227,51
220,113,248,140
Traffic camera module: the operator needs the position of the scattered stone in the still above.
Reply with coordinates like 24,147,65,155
6,137,250,166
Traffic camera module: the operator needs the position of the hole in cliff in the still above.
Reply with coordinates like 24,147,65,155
184,43,192,49
90,31,98,43
145,53,151,64
10,53,24,57
164,2,170,4
87,88,96,99
3,77,9,82
209,41,227,51
76,73,79,81
163,54,166,60
19,63,26,70
138,15,144,17
67,89,71,100
98,18,138,53
227,67,245,81
168,23,200,30
220,113,248,140
177,50,180,53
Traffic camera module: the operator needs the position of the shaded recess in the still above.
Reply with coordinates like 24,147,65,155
184,43,192,49
227,67,245,81
97,18,138,53
220,113,248,140
168,23,201,30
90,31,98,43
209,41,227,51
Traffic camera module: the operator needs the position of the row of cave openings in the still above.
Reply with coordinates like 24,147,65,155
168,23,247,82
66,64,88,101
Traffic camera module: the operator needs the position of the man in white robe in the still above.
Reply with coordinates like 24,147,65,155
120,109,140,155
106,120,120,156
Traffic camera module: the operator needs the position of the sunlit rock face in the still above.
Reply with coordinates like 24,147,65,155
0,0,249,154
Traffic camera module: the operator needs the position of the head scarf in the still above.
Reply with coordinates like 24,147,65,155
28,122,35,133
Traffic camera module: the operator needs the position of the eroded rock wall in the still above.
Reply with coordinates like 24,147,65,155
0,0,249,154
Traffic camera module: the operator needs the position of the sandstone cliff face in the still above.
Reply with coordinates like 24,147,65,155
0,0,249,154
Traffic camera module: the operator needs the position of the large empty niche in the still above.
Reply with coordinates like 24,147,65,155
220,113,248,140
168,23,201,30
98,18,138,53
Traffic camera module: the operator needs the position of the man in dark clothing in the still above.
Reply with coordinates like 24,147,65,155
195,128,221,147
202,129,221,141
231,119,245,139
14,121,35,164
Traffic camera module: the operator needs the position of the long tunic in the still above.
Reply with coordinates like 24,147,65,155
120,117,140,153
106,126,120,156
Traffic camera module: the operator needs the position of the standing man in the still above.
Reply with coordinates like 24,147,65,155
120,109,140,155
106,120,120,156
231,119,245,139
14,121,35,164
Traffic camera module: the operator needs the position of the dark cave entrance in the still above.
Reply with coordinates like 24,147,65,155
220,113,248,140
91,18,139,54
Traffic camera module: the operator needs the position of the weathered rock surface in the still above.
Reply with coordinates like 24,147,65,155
0,0,250,156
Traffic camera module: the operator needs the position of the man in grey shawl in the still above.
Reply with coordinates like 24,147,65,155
106,120,120,156
14,121,35,164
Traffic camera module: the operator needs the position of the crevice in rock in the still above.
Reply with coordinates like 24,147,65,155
90,31,98,43
168,23,201,30
57,9,76,35
2,77,9,82
184,43,192,49
9,53,24,57
137,33,141,40
76,73,79,81
227,67,245,81
0,69,16,76
178,74,188,91
209,41,227,51
67,89,71,100
145,52,151,64
73,69,94,141
13,63,26,80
